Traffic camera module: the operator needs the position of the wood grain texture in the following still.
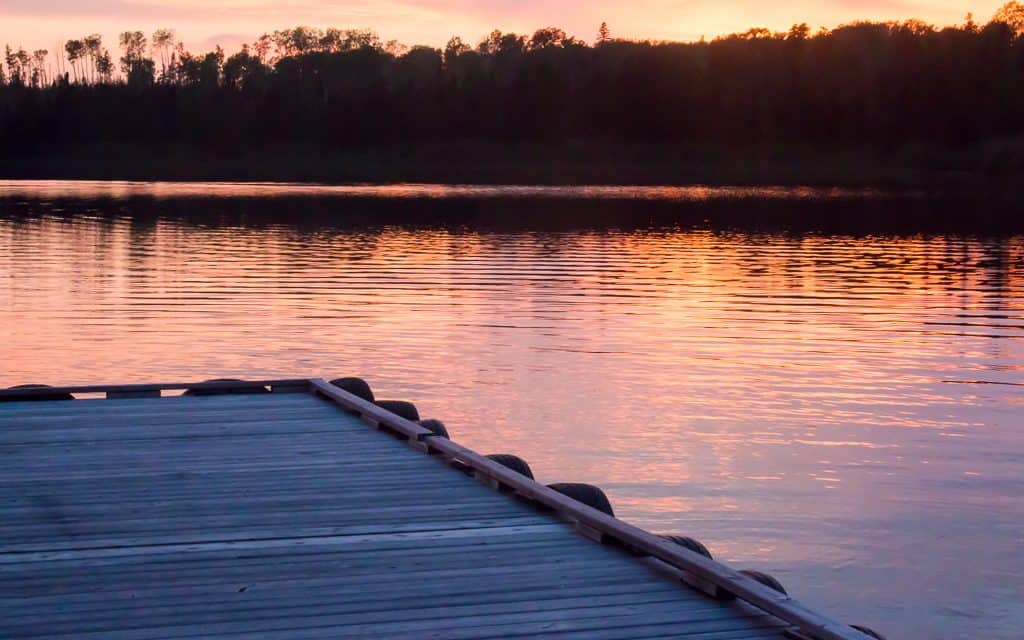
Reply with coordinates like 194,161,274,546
0,385,805,640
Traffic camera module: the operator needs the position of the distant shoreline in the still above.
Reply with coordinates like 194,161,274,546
3,142,1021,191
3,160,1021,234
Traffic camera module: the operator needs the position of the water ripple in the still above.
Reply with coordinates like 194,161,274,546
1,188,1022,640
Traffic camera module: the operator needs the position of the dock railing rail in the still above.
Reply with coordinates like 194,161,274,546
0,376,878,640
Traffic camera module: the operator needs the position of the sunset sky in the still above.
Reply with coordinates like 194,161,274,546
1,1,1008,53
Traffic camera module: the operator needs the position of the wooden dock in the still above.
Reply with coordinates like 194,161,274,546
0,378,881,640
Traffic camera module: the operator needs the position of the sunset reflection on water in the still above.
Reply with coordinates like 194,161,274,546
1,191,1022,639
0,179,893,201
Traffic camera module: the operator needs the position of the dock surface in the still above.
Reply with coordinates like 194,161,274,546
0,380,868,640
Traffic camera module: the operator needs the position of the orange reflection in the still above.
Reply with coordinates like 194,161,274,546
2,189,1023,639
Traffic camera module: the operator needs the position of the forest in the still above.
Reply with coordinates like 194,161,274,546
2,3,1024,183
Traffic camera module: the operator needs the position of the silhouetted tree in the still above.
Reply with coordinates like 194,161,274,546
12,48,31,85
64,39,85,83
252,34,272,63
478,30,526,55
222,45,269,90
95,49,114,82
30,49,47,86
993,1,1024,34
786,23,810,40
384,39,409,56
152,29,175,80
443,36,469,67
528,27,570,50
83,34,102,83
119,31,154,86
4,8,1024,162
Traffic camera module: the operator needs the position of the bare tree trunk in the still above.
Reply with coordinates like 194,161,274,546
54,43,63,82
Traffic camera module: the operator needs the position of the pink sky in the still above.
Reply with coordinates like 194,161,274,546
0,1,1007,53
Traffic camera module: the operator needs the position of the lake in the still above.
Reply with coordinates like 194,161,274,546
1,180,1022,639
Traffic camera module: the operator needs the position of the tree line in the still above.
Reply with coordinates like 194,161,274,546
2,4,1024,155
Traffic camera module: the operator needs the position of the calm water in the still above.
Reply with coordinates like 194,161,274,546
2,181,1022,639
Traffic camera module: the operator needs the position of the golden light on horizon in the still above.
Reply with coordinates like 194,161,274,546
0,1,1012,53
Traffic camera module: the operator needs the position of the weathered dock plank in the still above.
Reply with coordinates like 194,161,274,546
0,380,875,640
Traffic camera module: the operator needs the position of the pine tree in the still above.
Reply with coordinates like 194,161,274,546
597,22,611,45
